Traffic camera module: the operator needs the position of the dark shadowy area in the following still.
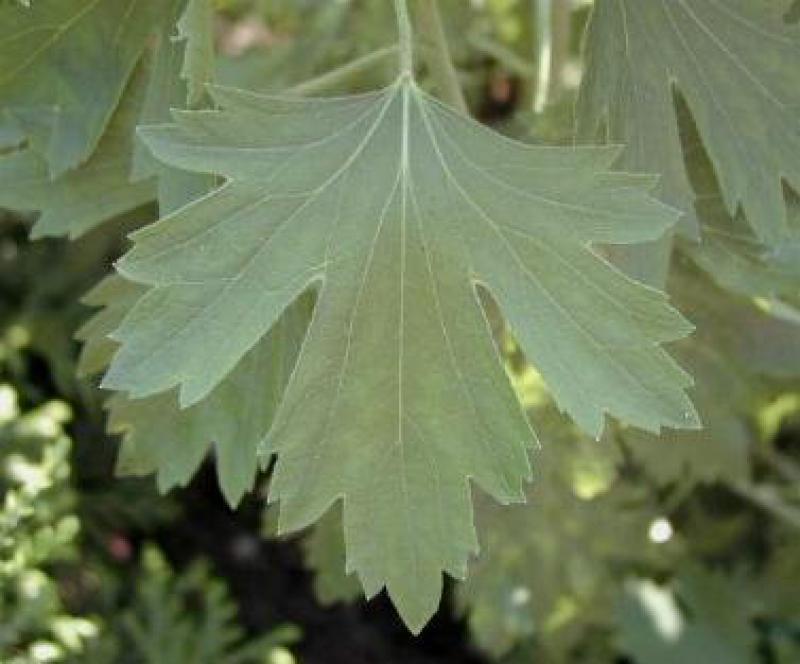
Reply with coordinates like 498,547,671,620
786,0,800,24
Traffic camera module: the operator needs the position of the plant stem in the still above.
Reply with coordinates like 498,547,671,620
758,446,800,485
468,32,537,80
533,0,571,113
550,0,571,101
533,0,554,112
288,46,399,96
732,481,800,530
394,0,414,77
520,0,538,110
414,0,468,114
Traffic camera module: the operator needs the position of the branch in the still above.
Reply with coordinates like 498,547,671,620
731,481,800,530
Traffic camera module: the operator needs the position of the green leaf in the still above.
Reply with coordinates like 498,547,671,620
673,95,800,300
177,0,215,108
76,276,148,378
618,257,800,487
619,344,753,488
577,0,800,246
619,270,752,487
113,300,308,506
617,567,758,664
101,78,696,631
458,410,657,659
78,276,310,507
683,195,800,301
677,270,800,382
0,0,211,238
132,0,216,215
0,62,155,239
302,504,363,607
0,0,169,176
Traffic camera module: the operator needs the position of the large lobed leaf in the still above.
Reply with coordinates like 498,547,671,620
673,95,800,300
0,0,169,176
0,61,155,239
578,0,800,246
599,87,800,489
0,0,212,236
100,76,697,630
617,264,800,488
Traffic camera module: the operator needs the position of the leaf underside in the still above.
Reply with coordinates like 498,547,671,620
0,0,211,236
577,0,800,246
98,77,698,631
0,60,155,239
674,95,800,300
79,275,311,509
0,0,168,176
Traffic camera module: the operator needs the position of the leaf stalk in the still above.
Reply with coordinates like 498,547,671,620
288,45,399,96
394,0,414,78
414,0,468,114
